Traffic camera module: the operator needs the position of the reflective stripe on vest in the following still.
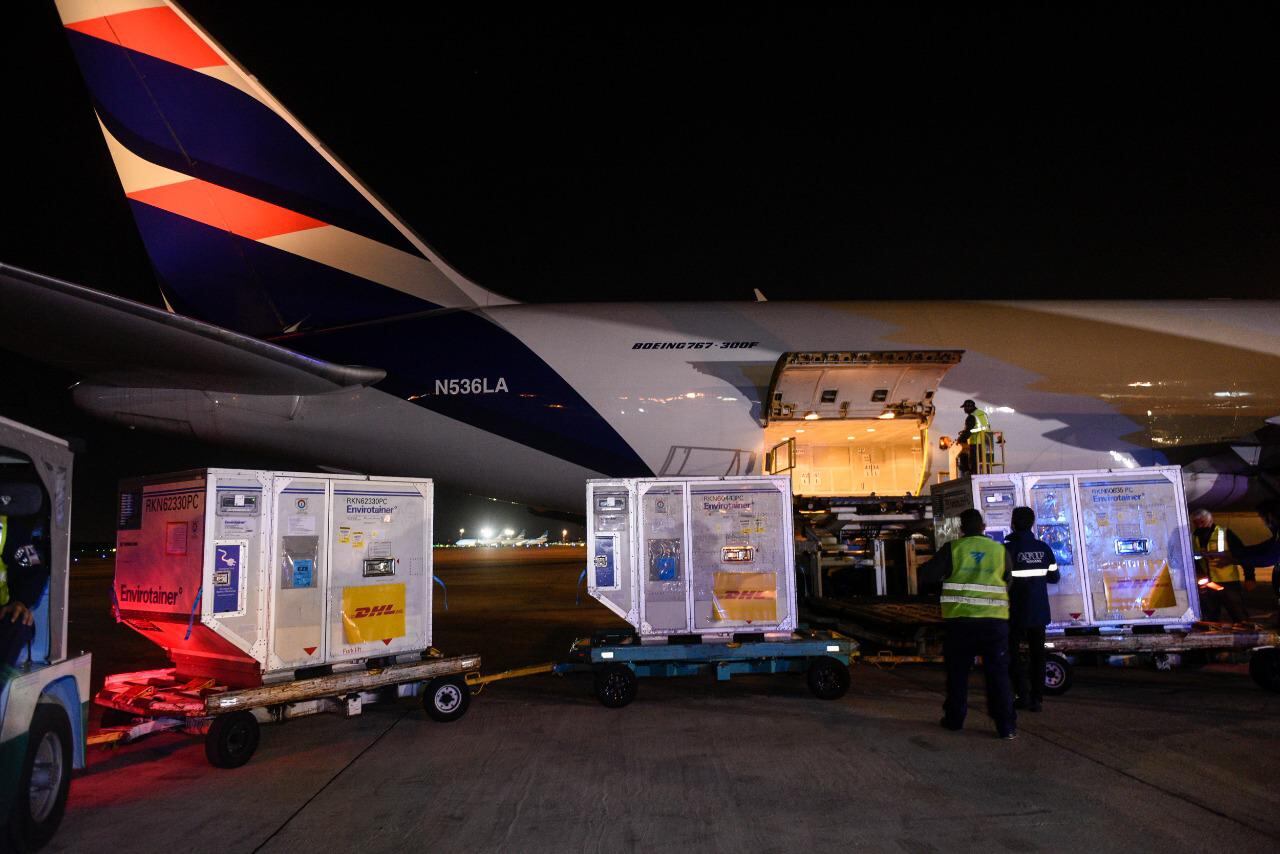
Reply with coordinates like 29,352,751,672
1011,565,1057,578
969,409,991,435
1194,524,1242,583
942,536,1009,619
0,515,8,606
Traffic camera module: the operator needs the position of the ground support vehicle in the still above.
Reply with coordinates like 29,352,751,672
556,629,857,707
0,417,90,851
90,650,481,767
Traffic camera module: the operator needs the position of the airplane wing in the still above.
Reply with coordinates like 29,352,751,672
0,264,383,394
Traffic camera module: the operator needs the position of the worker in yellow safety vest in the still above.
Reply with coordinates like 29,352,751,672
957,399,993,476
0,514,7,606
1189,508,1251,623
919,508,1017,739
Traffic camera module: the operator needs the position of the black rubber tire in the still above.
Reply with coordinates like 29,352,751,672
593,663,638,708
1248,646,1280,692
1043,652,1073,696
7,703,73,852
423,675,471,722
807,656,851,700
204,711,260,769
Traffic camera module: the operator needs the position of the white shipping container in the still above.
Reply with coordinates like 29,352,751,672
587,476,797,640
929,466,1200,629
114,469,433,686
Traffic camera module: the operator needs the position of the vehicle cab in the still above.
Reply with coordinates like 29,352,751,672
0,416,90,851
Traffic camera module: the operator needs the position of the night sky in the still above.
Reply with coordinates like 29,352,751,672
3,3,1278,539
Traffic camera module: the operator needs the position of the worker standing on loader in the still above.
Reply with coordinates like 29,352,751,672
957,399,993,476
920,508,1017,739
1190,508,1250,623
1005,507,1060,712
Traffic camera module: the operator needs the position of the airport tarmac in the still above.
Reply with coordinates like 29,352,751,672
54,549,1279,853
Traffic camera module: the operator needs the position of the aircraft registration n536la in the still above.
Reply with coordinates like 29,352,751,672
4,0,1279,512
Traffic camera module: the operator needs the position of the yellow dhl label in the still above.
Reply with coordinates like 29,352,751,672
711,571,777,623
1101,561,1177,613
341,582,407,644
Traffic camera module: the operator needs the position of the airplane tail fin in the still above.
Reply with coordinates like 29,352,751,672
54,0,512,337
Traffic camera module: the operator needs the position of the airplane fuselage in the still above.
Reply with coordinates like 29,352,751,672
74,297,1280,511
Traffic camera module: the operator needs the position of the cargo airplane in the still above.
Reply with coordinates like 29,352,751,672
4,0,1280,515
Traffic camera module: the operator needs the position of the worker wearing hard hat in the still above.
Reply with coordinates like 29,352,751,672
957,400,993,477
1004,507,1060,712
1190,508,1250,624
919,508,1017,739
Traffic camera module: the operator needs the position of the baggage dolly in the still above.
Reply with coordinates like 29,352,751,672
1038,624,1280,696
89,650,481,768
556,629,858,707
808,601,1280,696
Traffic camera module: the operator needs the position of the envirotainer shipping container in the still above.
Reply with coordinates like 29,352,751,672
587,476,797,640
930,466,1200,630
115,469,433,686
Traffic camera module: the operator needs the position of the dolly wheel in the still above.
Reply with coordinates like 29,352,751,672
1248,647,1280,693
1043,652,1073,696
6,704,72,851
807,656,851,700
205,711,260,769
424,675,471,722
594,664,637,708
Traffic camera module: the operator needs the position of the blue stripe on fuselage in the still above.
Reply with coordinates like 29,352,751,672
65,30,418,255
286,314,653,478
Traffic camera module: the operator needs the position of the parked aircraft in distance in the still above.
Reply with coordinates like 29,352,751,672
4,1,1278,514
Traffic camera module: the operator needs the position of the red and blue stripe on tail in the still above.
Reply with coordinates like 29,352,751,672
55,0,510,337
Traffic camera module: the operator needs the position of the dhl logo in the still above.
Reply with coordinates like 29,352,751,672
720,590,775,600
351,604,402,618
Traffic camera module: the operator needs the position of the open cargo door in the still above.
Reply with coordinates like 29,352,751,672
764,351,962,497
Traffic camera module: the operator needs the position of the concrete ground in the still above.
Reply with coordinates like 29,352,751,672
52,551,1280,853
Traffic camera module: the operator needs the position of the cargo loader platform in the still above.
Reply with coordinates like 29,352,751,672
555,629,858,707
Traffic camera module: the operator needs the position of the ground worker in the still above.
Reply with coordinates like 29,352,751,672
957,399,993,476
1004,507,1060,712
919,507,1017,739
0,495,51,678
1189,508,1250,623
1238,499,1280,627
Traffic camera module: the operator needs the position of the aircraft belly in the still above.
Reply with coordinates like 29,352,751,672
70,384,595,509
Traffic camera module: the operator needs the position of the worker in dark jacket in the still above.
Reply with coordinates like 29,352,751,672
1004,507,1060,712
0,487,51,677
918,508,1017,739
